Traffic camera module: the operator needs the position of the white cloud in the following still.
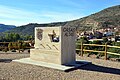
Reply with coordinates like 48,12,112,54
0,5,85,26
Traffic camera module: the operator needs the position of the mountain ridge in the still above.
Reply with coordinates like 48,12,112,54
0,24,16,32
65,5,120,30
1,5,120,36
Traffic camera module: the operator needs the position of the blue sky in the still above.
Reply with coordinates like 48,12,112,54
0,0,120,26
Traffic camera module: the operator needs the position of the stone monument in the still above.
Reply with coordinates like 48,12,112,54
30,26,76,65
14,26,91,71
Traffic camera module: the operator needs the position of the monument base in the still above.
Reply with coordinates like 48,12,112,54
13,58,91,72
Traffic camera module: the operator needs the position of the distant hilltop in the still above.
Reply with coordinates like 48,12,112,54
1,5,120,36
0,24,16,32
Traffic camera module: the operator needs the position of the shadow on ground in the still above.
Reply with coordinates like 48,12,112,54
78,64,120,75
0,59,12,63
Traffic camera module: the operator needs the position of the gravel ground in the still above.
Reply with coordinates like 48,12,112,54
0,53,120,80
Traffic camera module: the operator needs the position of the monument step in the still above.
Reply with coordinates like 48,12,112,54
30,49,59,55
13,58,91,72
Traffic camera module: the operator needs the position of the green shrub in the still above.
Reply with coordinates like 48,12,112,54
76,37,89,44
102,37,108,44
17,41,23,49
92,40,102,44
12,43,18,49
22,43,27,49
8,43,12,51
2,47,8,52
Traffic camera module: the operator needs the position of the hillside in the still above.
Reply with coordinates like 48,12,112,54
0,24,16,32
1,5,120,36
2,22,66,36
65,5,120,31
